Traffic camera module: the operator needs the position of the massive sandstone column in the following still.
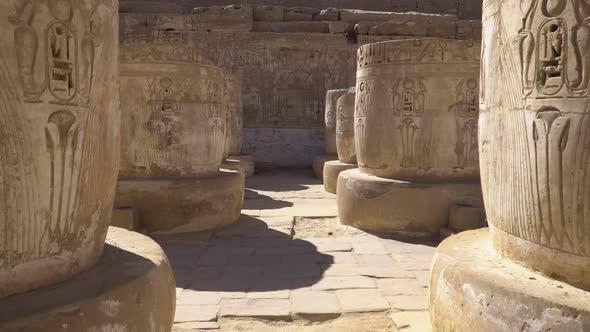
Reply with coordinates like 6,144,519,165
115,44,244,233
429,1,590,330
0,2,175,330
313,89,348,179
323,88,358,194
338,38,483,235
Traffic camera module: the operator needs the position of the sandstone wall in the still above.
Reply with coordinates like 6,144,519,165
120,0,483,19
120,6,481,167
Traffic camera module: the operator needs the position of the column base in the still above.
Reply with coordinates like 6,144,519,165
337,169,482,236
312,154,337,179
430,229,590,331
228,154,255,177
0,227,176,332
323,160,357,194
115,169,244,233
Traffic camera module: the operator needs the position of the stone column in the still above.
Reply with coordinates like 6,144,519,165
313,89,348,179
429,1,590,330
323,88,358,194
0,2,175,330
338,38,483,235
115,44,244,233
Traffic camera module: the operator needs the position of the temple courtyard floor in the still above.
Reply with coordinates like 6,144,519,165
154,169,436,332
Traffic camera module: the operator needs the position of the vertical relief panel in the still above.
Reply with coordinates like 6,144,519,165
0,0,120,298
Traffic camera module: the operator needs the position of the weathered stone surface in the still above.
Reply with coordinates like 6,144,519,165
376,278,427,296
323,160,357,194
115,170,244,233
111,208,139,231
0,0,120,298
0,227,176,331
120,44,227,177
228,154,255,177
388,295,429,311
291,291,341,321
336,88,357,164
356,38,481,181
430,230,590,331
329,21,354,34
480,0,590,291
312,276,375,290
338,169,483,236
448,205,484,231
391,311,432,332
336,289,390,313
317,8,340,21
224,76,244,156
219,299,291,320
253,21,330,33
192,5,253,32
253,5,284,21
174,305,218,322
326,89,350,155
284,7,318,21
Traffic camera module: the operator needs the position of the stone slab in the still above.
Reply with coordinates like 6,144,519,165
391,311,433,332
311,276,375,291
430,229,590,331
0,228,176,331
291,291,341,321
377,279,428,296
336,289,390,313
219,299,291,320
174,305,219,322
388,296,429,311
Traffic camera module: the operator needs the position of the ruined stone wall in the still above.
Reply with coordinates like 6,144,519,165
120,0,483,19
120,5,481,167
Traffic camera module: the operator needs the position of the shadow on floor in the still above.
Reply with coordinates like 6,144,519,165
242,189,294,210
157,215,333,293
245,168,320,193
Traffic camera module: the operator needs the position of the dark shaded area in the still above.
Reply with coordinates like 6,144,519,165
158,216,333,293
242,189,294,210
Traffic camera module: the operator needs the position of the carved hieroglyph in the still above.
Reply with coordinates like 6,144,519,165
481,0,590,289
0,0,120,297
120,44,226,177
224,76,243,156
355,38,481,181
336,88,357,164
325,89,349,155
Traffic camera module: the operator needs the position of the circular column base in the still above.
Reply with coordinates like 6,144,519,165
115,169,244,233
323,160,357,194
430,229,590,331
337,169,482,236
228,154,255,177
0,227,176,332
312,154,337,179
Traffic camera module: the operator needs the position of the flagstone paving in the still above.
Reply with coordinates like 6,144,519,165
153,169,436,332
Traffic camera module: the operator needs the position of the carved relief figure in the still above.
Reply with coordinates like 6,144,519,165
207,81,225,162
147,77,182,149
392,78,427,167
451,79,479,168
355,80,369,159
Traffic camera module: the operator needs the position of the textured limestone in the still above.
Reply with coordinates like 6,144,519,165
111,207,139,231
313,154,337,179
115,170,244,233
0,0,120,298
336,88,357,164
448,205,484,232
229,154,256,177
326,89,350,155
338,169,482,236
479,0,590,290
356,38,481,182
0,227,176,332
430,230,590,331
323,161,358,194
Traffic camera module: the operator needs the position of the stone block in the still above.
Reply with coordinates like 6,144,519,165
391,311,433,332
336,289,390,313
355,22,379,35
284,7,319,21
417,0,457,15
120,1,184,13
111,207,139,231
253,5,285,22
341,9,398,22
219,299,291,320
291,291,341,321
449,205,485,231
430,230,590,331
115,170,244,233
147,14,191,30
456,20,482,40
174,305,219,322
191,5,253,31
311,276,375,291
368,20,428,37
329,21,354,34
427,18,456,38
316,8,340,21
253,21,329,33
0,228,176,331
323,161,357,194
388,295,429,311
377,278,427,296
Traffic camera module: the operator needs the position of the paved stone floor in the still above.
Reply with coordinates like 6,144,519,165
153,169,436,331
